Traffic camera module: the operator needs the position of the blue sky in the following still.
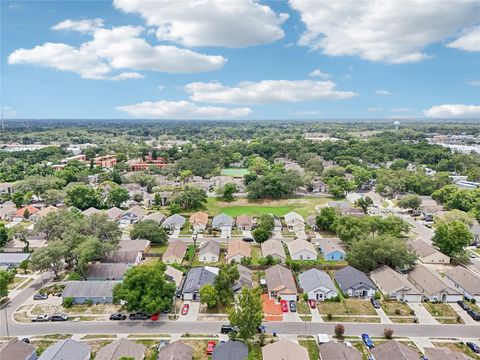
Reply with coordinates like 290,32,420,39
2,0,480,120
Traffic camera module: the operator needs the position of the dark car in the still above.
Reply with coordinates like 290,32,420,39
466,342,480,353
289,300,297,312
129,312,149,320
220,325,237,334
50,314,68,322
157,340,169,350
110,313,127,320
370,298,381,309
21,338,30,344
242,237,255,242
33,293,48,301
362,333,375,349
467,309,480,321
32,314,51,322
457,301,469,311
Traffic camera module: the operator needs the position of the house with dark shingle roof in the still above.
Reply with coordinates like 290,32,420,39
38,339,91,360
86,263,129,281
162,214,186,230
334,266,376,298
182,266,218,301
212,341,248,360
62,281,119,304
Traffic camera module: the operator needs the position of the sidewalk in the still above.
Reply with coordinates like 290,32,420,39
450,303,477,325
407,303,438,324
374,307,393,324
310,306,324,322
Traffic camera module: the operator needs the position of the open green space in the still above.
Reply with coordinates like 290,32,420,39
220,168,249,176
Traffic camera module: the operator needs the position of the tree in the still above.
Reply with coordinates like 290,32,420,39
252,227,270,243
432,220,473,257
200,284,219,308
12,191,26,208
384,328,394,339
435,210,474,226
228,287,264,342
398,194,421,210
179,170,193,183
113,261,175,313
247,156,270,175
74,237,113,274
30,241,67,278
0,270,13,298
43,189,65,205
246,169,303,199
0,223,9,247
19,260,29,274
34,209,83,241
315,207,339,232
355,196,373,214
214,264,240,305
222,182,237,201
106,187,129,208
11,225,30,252
130,220,168,245
65,183,100,210
334,324,345,338
171,186,207,210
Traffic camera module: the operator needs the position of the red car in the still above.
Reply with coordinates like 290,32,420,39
206,340,216,355
308,299,317,309
280,300,289,312
181,304,189,315
150,313,159,321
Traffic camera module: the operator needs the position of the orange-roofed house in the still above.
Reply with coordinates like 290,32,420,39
189,211,209,232
15,205,39,219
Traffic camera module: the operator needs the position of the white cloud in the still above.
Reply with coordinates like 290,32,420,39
116,100,252,119
375,90,391,95
288,109,322,116
389,108,411,112
113,0,288,48
52,18,104,34
469,79,480,86
2,106,17,117
308,69,331,79
8,24,226,79
110,72,145,81
447,26,480,52
186,80,357,104
423,104,480,118
289,0,479,63
367,107,382,112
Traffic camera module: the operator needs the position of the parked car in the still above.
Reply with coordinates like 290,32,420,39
206,341,216,355
467,309,480,321
370,298,380,309
151,313,159,321
32,314,51,322
220,325,237,334
466,342,480,353
157,340,169,350
33,293,48,301
289,300,297,312
308,299,316,309
457,301,469,311
242,237,254,242
362,333,375,349
109,313,127,321
280,300,289,312
181,304,189,315
21,338,30,343
50,314,68,322
129,312,149,320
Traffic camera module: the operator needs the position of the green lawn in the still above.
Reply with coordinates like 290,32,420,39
220,168,249,176
298,339,319,360
422,302,457,317
318,299,377,316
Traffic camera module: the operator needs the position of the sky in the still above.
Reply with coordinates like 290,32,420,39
1,0,480,120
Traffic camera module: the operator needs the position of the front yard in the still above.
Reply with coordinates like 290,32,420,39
381,301,414,316
298,338,319,360
422,302,457,317
431,342,480,359
318,299,377,316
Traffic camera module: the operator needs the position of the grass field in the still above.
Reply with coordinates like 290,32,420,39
220,168,249,176
318,299,377,316
423,302,457,317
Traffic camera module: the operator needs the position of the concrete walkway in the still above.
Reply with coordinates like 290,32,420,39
375,307,393,324
450,303,477,325
310,306,324,322
408,303,438,324
410,337,433,353
283,310,302,322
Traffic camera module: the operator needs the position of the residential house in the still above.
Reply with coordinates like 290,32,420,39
319,341,362,360
410,240,450,264
212,340,248,360
212,213,233,230
162,214,186,230
62,281,119,304
328,201,364,216
31,205,58,222
317,238,346,261
103,250,142,265
299,269,338,301
86,263,129,281
0,338,37,360
232,265,253,293
284,212,305,231
471,225,480,244
370,266,422,303
225,239,251,263
0,182,15,195
198,240,221,263
182,266,218,301
424,347,472,360
261,240,287,263
444,266,480,302
189,211,209,232
262,340,309,360
157,341,194,360
119,205,146,225
142,211,166,225
163,240,187,264
0,202,16,220
287,239,317,260
38,339,91,360
370,341,419,360
165,265,184,289
95,155,117,168
273,217,282,232
407,265,462,302
13,205,39,221
117,239,151,253
105,207,123,221
154,191,172,207
82,207,101,217
334,266,377,298
420,197,443,221
0,253,31,269
236,214,253,231
95,339,146,360
265,264,298,302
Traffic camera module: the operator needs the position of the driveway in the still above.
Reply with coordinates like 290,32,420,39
407,303,438,324
310,306,323,322
374,307,393,324
283,310,302,322
451,303,478,325
242,230,252,238
295,231,307,239
169,229,180,238
220,229,231,238
178,301,199,322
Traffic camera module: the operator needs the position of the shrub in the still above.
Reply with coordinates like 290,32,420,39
85,299,93,306
394,309,401,316
303,293,309,302
334,324,345,338
384,328,394,339
471,298,476,304
63,297,74,308
374,291,382,300
67,271,81,281
327,313,333,320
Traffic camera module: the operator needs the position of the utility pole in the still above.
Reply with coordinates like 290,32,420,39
4,309,10,338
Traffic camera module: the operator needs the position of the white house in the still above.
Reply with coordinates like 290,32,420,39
198,240,220,263
370,265,422,303
299,269,338,301
287,239,317,261
444,266,480,302
284,212,305,232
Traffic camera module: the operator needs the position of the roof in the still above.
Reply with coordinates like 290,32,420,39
445,266,480,296
284,212,304,223
370,341,419,360
261,240,287,260
226,239,251,260
86,263,129,279
424,347,472,360
16,205,39,217
236,214,252,227
370,266,421,295
82,207,101,216
165,265,184,288
189,211,209,225
334,266,377,292
407,265,460,296
38,339,91,360
117,240,150,252
199,240,221,257
265,264,297,295
35,206,58,218
143,212,166,224
95,339,146,360
124,205,146,218
471,225,480,236
319,341,362,360
104,250,141,264
163,214,186,227
105,207,123,220
182,266,218,294
287,239,316,256
157,341,194,360
62,281,119,298
163,240,188,262
212,213,233,227
0,252,31,264
318,238,346,255
0,338,36,360
410,240,449,260
299,269,336,293
212,340,248,360
233,264,253,292
262,339,309,360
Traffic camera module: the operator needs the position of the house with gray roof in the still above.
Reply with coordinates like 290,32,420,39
444,266,480,302
334,266,377,298
103,250,142,265
198,240,221,263
95,339,146,360
407,264,462,302
299,269,338,301
370,265,421,303
319,341,361,360
119,205,146,225
232,265,253,293
424,347,472,360
212,213,233,230
142,211,166,224
86,263,129,281
410,240,450,264
82,207,101,217
212,340,248,360
38,339,91,360
157,341,193,360
0,252,31,269
370,340,419,360
182,266,219,301
0,338,37,360
162,214,186,230
62,281,119,304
